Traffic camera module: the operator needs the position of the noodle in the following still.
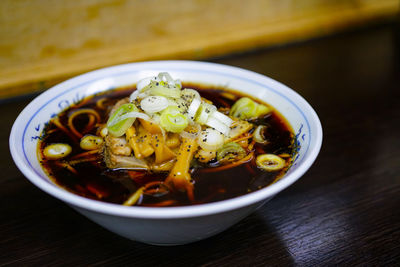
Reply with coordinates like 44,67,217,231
247,140,256,151
96,98,109,109
143,181,170,196
68,109,101,138
123,187,144,206
200,152,254,173
54,161,78,174
69,156,99,165
232,133,253,143
70,149,100,160
52,117,78,142
82,114,96,134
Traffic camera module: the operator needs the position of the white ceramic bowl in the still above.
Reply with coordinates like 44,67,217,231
10,60,322,245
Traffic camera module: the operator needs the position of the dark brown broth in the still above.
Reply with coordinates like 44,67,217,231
39,84,295,206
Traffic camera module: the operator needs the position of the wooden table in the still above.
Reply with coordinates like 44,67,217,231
2,23,399,266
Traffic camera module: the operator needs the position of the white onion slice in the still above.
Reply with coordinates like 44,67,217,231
180,122,201,139
195,103,217,125
187,98,201,120
196,109,208,124
108,112,150,127
181,88,201,102
129,90,140,102
205,117,230,136
150,114,161,124
138,92,149,99
137,77,157,91
210,111,233,127
180,131,198,139
193,121,201,133
158,72,182,88
174,79,182,88
197,128,225,151
167,98,178,107
158,72,173,83
160,124,167,142
253,125,268,144
140,96,169,114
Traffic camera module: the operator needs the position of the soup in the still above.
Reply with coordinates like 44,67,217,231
39,73,296,207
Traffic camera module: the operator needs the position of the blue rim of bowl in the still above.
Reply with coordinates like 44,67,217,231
11,60,322,219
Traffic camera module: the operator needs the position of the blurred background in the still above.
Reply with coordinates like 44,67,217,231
0,0,398,99
1,2,400,265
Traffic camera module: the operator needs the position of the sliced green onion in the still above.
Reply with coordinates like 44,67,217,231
187,97,201,120
168,98,188,113
138,91,150,99
140,96,169,114
198,128,225,151
210,111,233,127
136,76,157,91
195,102,216,124
137,73,180,96
180,130,197,139
108,111,149,126
217,142,246,163
158,72,182,88
160,106,188,133
149,84,181,98
180,122,201,139
181,88,200,103
174,79,182,89
253,125,268,144
43,143,72,160
205,117,230,136
158,72,173,83
107,103,139,137
80,135,103,150
230,97,271,120
150,113,161,124
230,97,256,119
256,104,271,117
129,90,140,102
100,127,108,137
256,154,285,171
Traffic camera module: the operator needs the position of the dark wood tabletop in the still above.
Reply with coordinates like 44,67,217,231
2,23,399,266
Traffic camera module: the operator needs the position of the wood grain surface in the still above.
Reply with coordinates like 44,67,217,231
0,0,398,98
1,23,400,266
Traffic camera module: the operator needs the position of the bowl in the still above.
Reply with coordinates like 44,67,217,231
9,60,322,245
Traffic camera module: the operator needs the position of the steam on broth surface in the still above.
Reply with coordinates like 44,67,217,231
39,73,296,207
